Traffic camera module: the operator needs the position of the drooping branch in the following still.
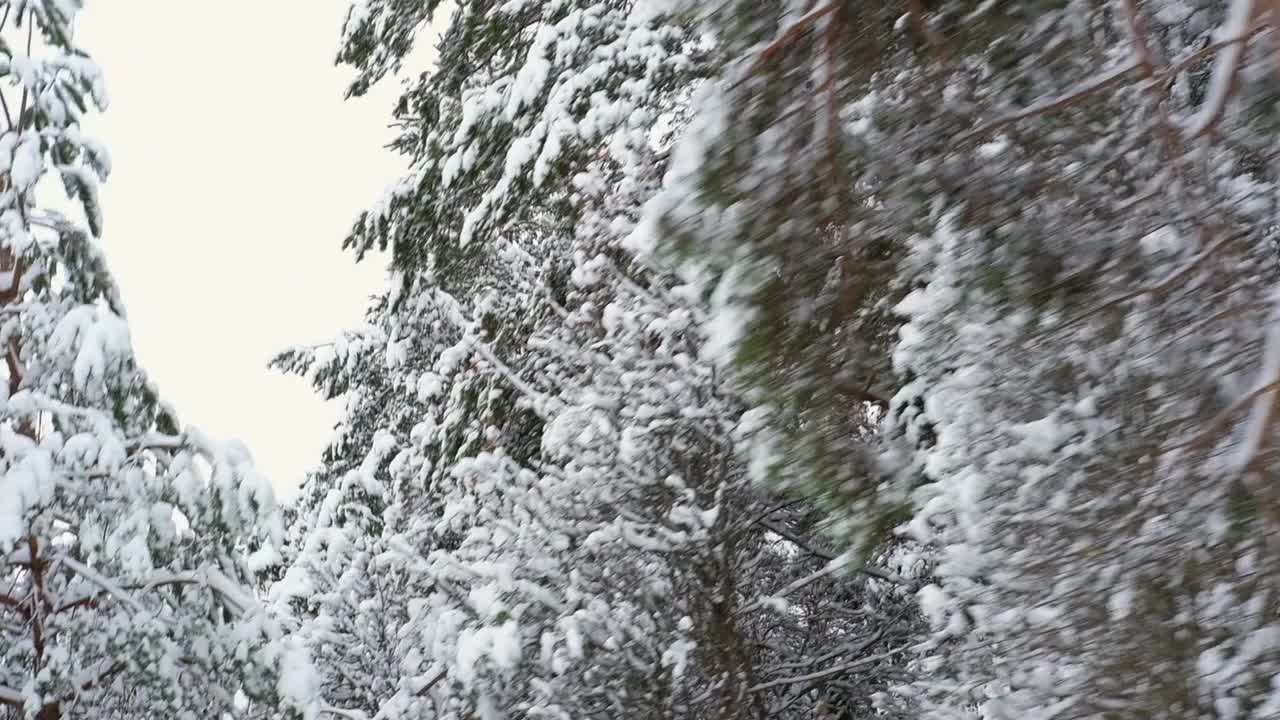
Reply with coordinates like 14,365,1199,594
740,561,846,615
1163,23,1267,80
1166,379,1280,454
56,556,148,615
759,519,837,561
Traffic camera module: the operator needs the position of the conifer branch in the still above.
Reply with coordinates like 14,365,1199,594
1166,379,1280,454
957,62,1142,145
1055,229,1240,331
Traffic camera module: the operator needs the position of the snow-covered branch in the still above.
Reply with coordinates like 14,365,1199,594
57,556,148,615
0,684,24,708
1186,0,1260,138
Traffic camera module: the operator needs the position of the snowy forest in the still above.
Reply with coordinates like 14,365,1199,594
5,0,1280,717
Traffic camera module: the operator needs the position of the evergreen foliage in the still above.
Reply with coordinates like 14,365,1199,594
0,4,305,718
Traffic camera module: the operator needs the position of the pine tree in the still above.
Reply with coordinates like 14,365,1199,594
271,320,408,716
667,0,1280,716
634,0,927,552
278,2,923,719
0,3,310,718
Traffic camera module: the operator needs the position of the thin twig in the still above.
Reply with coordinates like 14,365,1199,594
1165,379,1280,454
1054,229,1240,331
746,644,912,693
957,62,1141,145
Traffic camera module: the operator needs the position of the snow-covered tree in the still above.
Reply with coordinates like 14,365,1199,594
0,3,310,718
276,2,922,719
662,0,1280,717
271,320,410,716
632,0,919,547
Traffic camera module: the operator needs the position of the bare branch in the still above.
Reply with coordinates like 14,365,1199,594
741,559,849,615
1163,22,1268,81
0,590,27,616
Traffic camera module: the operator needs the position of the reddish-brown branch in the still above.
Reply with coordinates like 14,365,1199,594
28,537,46,689
0,590,28,617
0,687,21,709
1163,23,1267,80
6,340,21,398
905,0,947,61
0,244,33,438
0,246,21,305
1168,379,1280,454
958,62,1142,145
752,3,837,71
0,245,23,404
1055,229,1239,331
78,661,126,694
1122,0,1160,76
53,594,101,614
835,381,890,410
820,2,847,228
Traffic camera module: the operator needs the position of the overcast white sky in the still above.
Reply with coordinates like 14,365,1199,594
60,1,434,500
